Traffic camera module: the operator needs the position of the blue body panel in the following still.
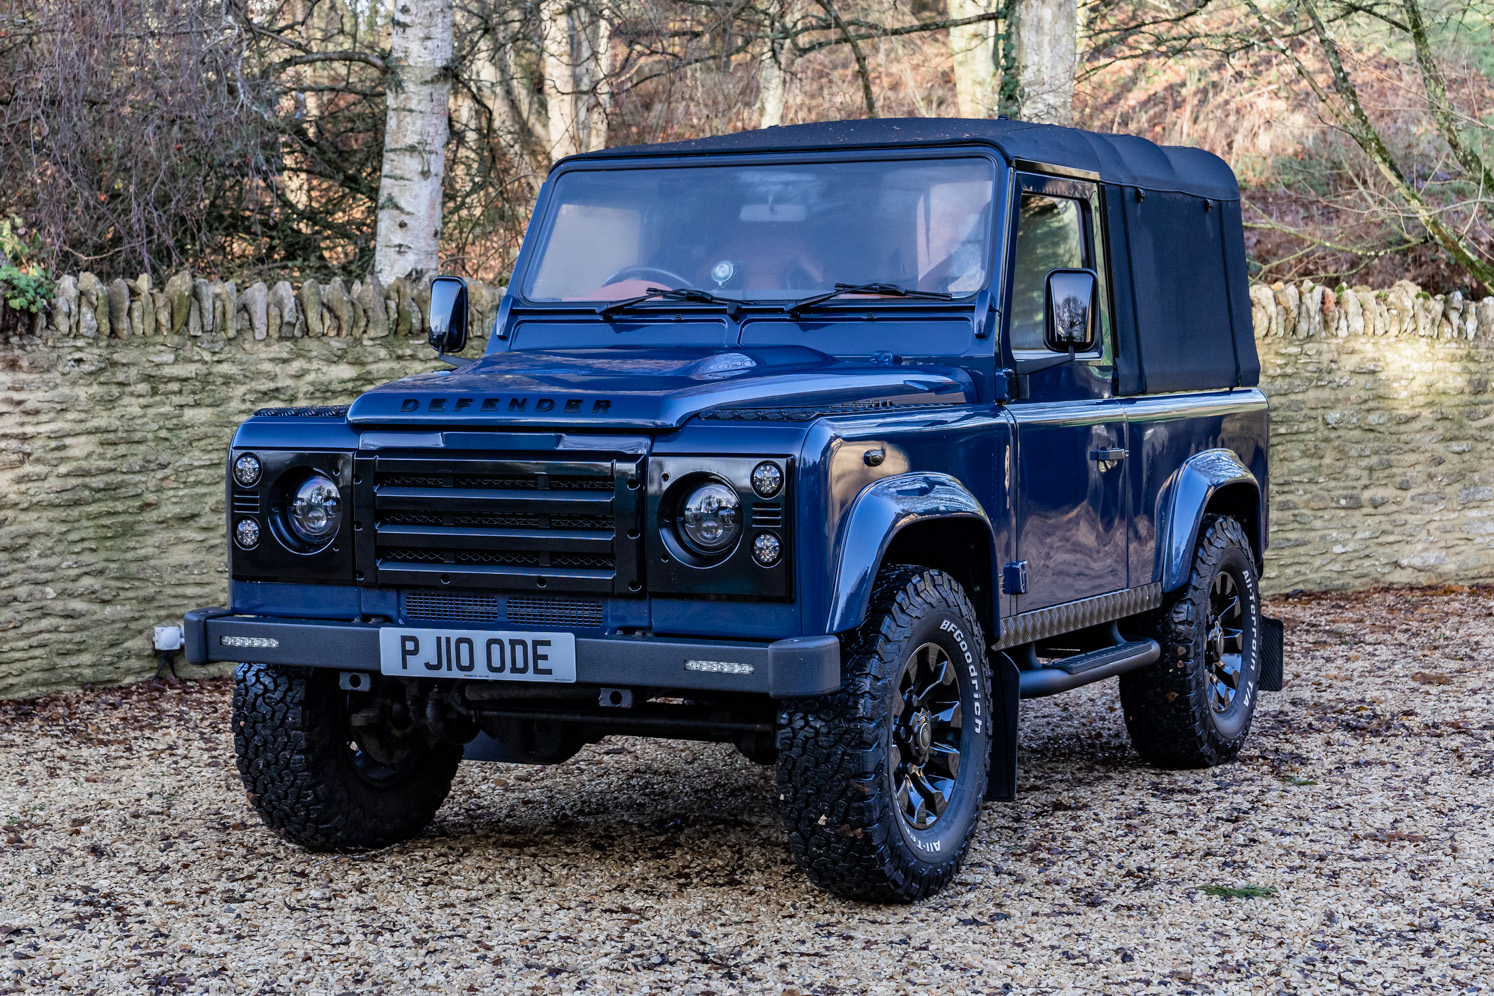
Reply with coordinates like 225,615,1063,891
217,138,1269,661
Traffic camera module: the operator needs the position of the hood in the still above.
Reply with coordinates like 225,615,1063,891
344,345,973,429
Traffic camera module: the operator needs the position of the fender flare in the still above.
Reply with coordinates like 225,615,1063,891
824,473,997,635
1157,448,1263,592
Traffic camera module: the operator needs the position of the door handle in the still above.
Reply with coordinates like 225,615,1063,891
1089,447,1127,462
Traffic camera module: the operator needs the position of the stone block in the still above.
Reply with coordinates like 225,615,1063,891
164,271,193,336
299,280,324,337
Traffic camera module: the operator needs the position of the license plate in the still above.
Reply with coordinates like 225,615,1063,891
378,627,577,682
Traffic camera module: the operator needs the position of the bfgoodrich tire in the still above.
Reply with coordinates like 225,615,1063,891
776,566,992,903
233,664,462,850
1121,514,1263,768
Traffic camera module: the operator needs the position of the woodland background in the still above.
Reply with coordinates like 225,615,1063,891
0,0,1492,308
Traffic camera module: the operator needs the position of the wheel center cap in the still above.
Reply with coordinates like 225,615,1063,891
912,710,933,757
1208,621,1224,659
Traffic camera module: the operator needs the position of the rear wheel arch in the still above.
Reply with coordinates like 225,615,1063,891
1204,480,1263,567
1159,450,1263,592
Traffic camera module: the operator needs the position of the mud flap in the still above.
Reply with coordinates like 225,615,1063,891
985,649,1021,802
1260,616,1285,692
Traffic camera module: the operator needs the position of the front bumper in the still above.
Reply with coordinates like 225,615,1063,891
183,607,840,698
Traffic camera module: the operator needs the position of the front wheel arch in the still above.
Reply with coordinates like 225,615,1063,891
823,473,998,635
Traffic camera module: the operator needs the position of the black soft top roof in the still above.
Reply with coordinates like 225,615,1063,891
572,118,1241,201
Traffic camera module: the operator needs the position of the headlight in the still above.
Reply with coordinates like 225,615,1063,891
287,473,342,546
233,453,262,487
678,481,741,554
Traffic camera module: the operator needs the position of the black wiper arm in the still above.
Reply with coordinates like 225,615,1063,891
600,286,742,320
787,282,954,317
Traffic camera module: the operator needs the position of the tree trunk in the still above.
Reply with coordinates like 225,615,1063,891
542,1,612,162
373,0,452,285
756,37,793,127
1012,0,1075,125
948,0,1000,118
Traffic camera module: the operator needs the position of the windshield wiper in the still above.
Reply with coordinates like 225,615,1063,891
600,286,742,320
787,283,954,317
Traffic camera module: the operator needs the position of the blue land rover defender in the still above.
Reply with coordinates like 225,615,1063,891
186,119,1283,902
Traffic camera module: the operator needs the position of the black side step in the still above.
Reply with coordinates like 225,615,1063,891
1018,638,1160,699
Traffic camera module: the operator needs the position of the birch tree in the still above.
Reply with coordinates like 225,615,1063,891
541,0,612,160
1011,0,1076,124
755,1,803,128
948,0,1001,117
373,0,452,284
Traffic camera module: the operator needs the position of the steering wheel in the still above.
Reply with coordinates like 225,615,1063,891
603,265,692,288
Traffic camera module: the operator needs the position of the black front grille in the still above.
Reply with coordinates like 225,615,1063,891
365,453,642,594
404,590,503,624
454,550,543,567
401,590,605,629
507,596,604,629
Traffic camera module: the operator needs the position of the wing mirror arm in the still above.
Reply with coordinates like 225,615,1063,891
1013,267,1098,376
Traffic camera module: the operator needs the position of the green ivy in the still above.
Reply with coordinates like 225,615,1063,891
0,219,54,316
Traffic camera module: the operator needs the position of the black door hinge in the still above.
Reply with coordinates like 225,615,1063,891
993,368,1016,404
1002,561,1029,595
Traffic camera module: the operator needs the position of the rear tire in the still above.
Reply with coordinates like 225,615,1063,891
233,664,462,850
776,566,991,902
1121,515,1263,768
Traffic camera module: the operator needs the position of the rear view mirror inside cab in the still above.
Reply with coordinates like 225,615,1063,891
1044,268,1098,353
739,202,809,222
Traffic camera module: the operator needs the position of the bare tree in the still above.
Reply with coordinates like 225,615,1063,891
1239,0,1493,291
541,0,613,159
374,0,453,284
948,0,1001,117
1012,0,1077,123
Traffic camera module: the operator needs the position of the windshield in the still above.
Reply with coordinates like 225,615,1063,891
522,157,997,303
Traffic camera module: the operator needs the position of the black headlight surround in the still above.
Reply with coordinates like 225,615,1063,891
646,455,792,599
228,448,354,584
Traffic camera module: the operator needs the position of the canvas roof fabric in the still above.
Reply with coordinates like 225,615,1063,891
569,118,1242,202
566,118,1260,396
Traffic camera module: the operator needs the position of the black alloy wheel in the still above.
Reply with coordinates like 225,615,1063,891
342,692,425,789
1120,514,1263,768
1205,571,1246,715
776,566,992,902
891,642,964,831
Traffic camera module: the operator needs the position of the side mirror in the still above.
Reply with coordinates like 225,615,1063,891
1043,268,1098,353
427,276,469,354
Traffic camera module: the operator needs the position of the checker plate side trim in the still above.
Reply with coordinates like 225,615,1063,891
996,583,1163,649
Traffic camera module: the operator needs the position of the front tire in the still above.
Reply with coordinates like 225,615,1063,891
776,567,992,902
233,664,462,850
1121,515,1263,768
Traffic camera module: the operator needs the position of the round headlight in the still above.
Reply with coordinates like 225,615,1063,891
751,461,783,498
287,473,342,546
678,481,741,554
234,518,261,549
753,532,782,566
233,453,262,487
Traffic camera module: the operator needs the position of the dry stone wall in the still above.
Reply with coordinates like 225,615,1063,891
1252,279,1494,594
1,273,1492,697
0,273,501,699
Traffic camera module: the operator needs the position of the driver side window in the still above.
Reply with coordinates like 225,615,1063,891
1008,194,1087,352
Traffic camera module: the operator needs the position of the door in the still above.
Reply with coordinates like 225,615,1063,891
1003,172,1129,610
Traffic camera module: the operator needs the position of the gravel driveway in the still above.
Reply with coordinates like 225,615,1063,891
2,589,1492,995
